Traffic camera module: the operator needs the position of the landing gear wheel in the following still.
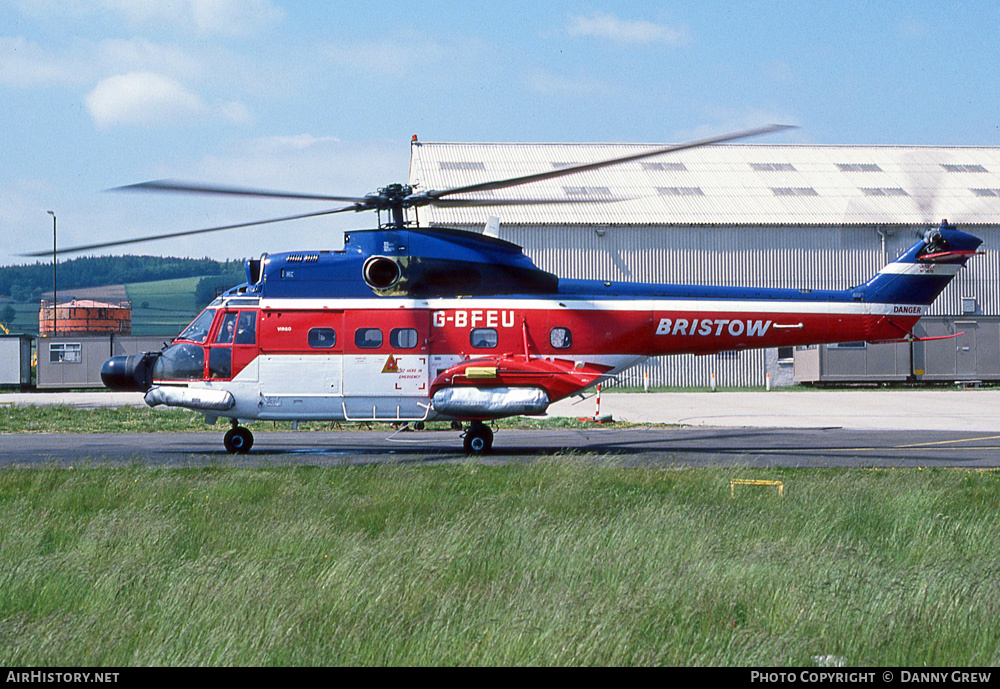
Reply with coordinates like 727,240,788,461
463,422,493,455
224,426,254,454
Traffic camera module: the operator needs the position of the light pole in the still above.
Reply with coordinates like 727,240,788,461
47,211,56,336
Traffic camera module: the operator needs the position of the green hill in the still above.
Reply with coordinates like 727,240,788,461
0,256,246,337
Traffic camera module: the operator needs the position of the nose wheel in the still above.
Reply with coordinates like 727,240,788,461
462,421,494,455
224,424,254,454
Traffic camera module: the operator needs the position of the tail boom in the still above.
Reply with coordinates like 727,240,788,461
643,222,980,356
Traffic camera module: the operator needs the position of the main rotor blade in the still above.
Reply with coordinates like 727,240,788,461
113,180,371,204
22,205,363,257
427,196,634,208
421,124,796,201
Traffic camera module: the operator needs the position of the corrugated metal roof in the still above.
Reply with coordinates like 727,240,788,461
408,142,1000,227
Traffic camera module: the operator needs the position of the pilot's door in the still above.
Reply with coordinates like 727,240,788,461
208,309,259,382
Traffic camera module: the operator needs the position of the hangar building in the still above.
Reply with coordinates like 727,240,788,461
408,141,1000,387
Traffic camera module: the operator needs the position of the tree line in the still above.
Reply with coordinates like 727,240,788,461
0,255,245,302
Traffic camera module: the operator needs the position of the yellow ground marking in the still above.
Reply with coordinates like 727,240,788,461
731,479,784,497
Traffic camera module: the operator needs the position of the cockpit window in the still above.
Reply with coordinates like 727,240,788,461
178,309,215,343
215,313,238,344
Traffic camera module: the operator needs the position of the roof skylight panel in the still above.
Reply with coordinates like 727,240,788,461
771,187,818,196
751,162,797,172
941,164,988,173
642,162,688,171
656,187,705,196
836,163,884,172
439,162,487,171
860,187,909,196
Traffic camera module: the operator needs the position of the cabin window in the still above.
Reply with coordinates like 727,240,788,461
49,342,82,363
355,328,383,349
308,328,337,349
390,328,419,349
550,327,572,349
470,328,498,349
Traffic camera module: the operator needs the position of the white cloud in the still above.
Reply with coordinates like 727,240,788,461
898,17,929,39
324,36,448,76
86,71,207,128
321,31,498,79
0,36,243,91
566,11,689,45
187,0,285,36
0,36,77,86
94,38,207,82
14,0,285,37
761,60,797,84
251,134,343,151
85,70,255,128
525,68,606,95
220,100,253,124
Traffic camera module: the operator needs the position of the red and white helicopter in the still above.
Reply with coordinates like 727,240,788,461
49,126,982,454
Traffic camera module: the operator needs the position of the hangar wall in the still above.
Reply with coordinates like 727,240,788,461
409,141,1000,387
491,223,998,388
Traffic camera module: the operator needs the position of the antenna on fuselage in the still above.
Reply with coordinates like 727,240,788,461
484,216,500,238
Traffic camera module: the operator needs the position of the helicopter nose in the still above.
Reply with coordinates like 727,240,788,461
101,353,157,392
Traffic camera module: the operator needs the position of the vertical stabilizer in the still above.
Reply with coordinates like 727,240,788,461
861,221,982,306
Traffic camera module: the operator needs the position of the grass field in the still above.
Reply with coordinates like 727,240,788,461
125,276,203,337
0,405,612,434
2,276,207,337
1,460,999,666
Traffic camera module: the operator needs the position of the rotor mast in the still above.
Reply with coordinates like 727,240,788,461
370,183,413,229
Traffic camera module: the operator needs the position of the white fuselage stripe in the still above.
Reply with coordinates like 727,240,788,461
258,298,924,316
878,263,962,276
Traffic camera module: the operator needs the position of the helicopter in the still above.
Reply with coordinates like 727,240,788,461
37,125,982,454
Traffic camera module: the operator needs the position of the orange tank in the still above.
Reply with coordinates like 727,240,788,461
39,299,131,336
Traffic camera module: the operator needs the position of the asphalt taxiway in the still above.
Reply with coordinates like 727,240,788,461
2,427,1000,468
2,389,999,468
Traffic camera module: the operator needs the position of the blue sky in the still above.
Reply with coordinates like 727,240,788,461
3,1,999,266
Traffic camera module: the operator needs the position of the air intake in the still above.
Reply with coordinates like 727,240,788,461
363,256,401,289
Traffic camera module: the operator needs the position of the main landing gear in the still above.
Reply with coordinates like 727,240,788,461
463,421,494,455
219,419,491,455
224,421,254,454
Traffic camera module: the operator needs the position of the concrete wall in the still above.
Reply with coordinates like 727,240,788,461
457,222,1000,387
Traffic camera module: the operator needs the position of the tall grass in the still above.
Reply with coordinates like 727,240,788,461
1,463,998,666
